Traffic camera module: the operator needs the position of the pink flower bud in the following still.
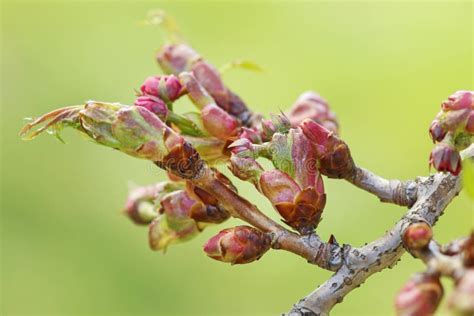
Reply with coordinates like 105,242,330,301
449,269,474,315
124,182,181,225
287,91,339,133
140,75,183,102
402,222,433,251
203,226,271,264
442,90,474,111
429,143,461,176
134,95,168,120
240,127,262,144
300,119,354,178
429,119,447,143
156,44,200,74
201,103,240,140
395,273,443,316
259,170,326,234
191,60,227,105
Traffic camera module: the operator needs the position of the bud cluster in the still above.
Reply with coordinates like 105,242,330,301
429,91,473,175
124,179,230,251
156,43,253,125
286,91,339,133
228,110,353,234
396,231,474,316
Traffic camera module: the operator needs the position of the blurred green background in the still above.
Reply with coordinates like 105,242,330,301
1,1,473,315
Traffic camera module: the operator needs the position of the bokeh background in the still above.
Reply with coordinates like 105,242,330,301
2,1,473,315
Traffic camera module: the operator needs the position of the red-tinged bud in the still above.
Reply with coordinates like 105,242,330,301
179,72,214,109
442,90,474,111
240,127,262,144
229,155,264,186
287,91,339,133
259,170,301,205
191,60,227,105
466,111,474,134
140,75,183,102
259,170,326,233
124,182,182,225
201,103,240,140
429,119,447,143
402,222,433,251
449,269,474,315
394,273,443,316
462,232,474,267
134,95,168,120
301,119,355,178
156,43,200,74
290,127,320,188
429,143,461,176
148,213,199,251
203,226,271,264
261,114,291,141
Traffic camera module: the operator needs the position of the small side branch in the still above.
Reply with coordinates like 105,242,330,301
346,166,418,207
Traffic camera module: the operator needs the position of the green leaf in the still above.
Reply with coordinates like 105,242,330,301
167,112,205,137
219,59,264,74
462,158,474,199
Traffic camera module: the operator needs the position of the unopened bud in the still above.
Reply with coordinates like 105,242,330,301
402,222,433,251
300,119,354,178
201,103,240,140
442,90,474,111
287,91,339,133
429,143,461,176
140,75,183,102
229,155,264,186
203,226,271,264
134,95,168,120
259,170,326,234
394,273,443,316
124,182,181,225
148,213,199,251
429,119,447,143
448,269,474,315
156,43,200,74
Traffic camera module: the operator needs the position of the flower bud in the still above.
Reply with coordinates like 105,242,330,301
442,90,474,111
203,226,271,264
429,143,461,176
402,222,433,251
20,101,207,179
229,155,264,186
466,111,474,134
124,182,181,225
394,273,443,316
429,119,447,143
148,214,199,251
448,269,474,315
259,170,326,234
300,119,354,178
140,75,183,102
286,91,339,133
200,103,240,140
134,95,168,120
156,43,200,74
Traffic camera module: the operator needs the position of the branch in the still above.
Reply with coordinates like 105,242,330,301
346,166,418,207
287,145,473,315
192,166,343,271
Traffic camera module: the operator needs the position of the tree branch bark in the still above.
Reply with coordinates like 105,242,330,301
287,170,462,315
345,166,418,207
